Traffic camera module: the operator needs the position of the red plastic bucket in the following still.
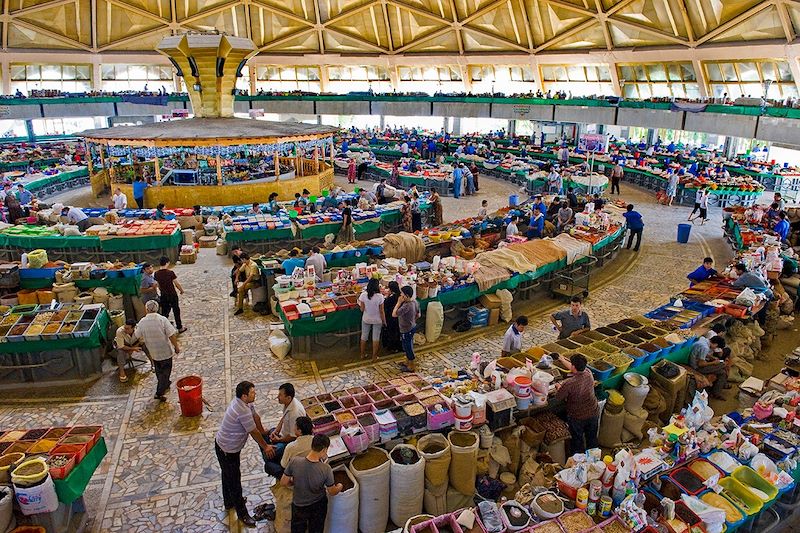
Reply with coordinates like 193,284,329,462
176,375,203,417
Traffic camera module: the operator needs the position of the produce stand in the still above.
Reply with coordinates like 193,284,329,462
282,225,625,358
53,436,108,504
0,228,182,264
0,307,110,385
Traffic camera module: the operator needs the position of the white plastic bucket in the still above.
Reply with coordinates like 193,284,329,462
454,399,473,418
515,393,531,410
454,413,473,431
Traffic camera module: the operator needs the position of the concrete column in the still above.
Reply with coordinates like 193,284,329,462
25,120,34,142
92,62,102,91
442,116,448,132
452,117,461,136
379,115,385,129
508,119,516,136
319,66,329,93
646,129,655,146
608,62,622,97
1,60,10,95
249,65,256,95
724,137,736,159
317,115,322,125
692,59,709,99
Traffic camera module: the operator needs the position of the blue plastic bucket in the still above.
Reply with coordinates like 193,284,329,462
509,194,519,207
677,223,692,243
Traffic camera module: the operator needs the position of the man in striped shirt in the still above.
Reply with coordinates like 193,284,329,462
215,381,274,528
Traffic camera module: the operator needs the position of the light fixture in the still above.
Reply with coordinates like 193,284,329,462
192,83,202,92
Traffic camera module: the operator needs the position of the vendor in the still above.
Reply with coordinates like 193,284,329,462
526,207,545,239
501,315,528,357
688,335,728,400
261,383,306,477
249,202,261,215
506,216,520,238
266,192,280,214
732,263,772,298
305,247,326,280
554,353,600,455
774,212,790,243
551,296,590,339
112,187,127,210
154,203,167,220
16,183,33,206
114,318,149,383
282,249,305,275
687,257,717,286
62,205,91,232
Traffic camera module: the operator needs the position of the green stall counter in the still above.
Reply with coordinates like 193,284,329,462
54,437,108,504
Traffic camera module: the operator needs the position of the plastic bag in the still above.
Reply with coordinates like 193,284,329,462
477,500,505,533
681,494,726,533
735,288,757,307
269,329,291,360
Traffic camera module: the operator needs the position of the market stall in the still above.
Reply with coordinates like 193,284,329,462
0,425,107,531
0,220,183,263
0,304,110,385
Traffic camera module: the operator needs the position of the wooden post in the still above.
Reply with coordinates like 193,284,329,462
329,140,334,168
275,147,280,179
153,154,161,185
314,147,319,173
295,143,301,177
216,153,222,185
85,142,93,174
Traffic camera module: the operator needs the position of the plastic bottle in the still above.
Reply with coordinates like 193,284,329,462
601,460,617,484
576,487,588,509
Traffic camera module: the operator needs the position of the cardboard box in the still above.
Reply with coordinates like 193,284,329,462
479,293,502,309
489,308,500,326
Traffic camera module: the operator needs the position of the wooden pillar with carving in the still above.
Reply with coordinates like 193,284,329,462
216,153,222,185
314,147,319,174
295,143,301,177
85,142,93,174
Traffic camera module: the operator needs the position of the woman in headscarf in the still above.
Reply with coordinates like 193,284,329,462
382,281,402,353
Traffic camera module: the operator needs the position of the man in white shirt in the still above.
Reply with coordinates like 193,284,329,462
502,316,528,357
261,382,306,477
506,216,519,238
112,187,128,210
401,141,409,155
61,205,92,232
304,247,326,281
136,300,181,401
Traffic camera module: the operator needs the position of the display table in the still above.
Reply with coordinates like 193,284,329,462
0,228,182,263
54,436,108,504
0,308,110,385
282,225,625,358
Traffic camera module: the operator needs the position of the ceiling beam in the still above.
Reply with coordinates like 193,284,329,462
695,2,772,45
447,0,463,54
8,0,75,17
506,0,522,45
661,0,680,37
392,26,452,54
258,27,315,51
387,0,452,26
676,0,695,43
97,25,168,51
323,3,380,27
90,0,97,51
251,0,315,27
594,0,612,50
105,0,170,23
517,0,533,50
605,0,636,17
326,27,389,53
534,18,596,52
179,0,241,25
544,0,595,17
461,0,510,24
382,0,394,52
776,0,797,43
12,19,93,51
608,17,691,46
311,0,324,53
462,25,531,52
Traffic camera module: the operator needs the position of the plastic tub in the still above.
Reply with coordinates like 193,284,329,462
719,477,762,516
669,467,706,495
731,466,778,503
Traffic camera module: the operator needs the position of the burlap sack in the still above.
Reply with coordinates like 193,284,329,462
518,418,545,448
272,483,293,533
448,431,479,496
498,427,523,476
623,408,648,441
598,408,625,449
418,433,451,488
518,456,547,488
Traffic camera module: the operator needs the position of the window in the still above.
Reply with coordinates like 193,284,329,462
617,62,699,100
541,64,613,97
254,66,321,93
704,60,798,100
395,66,463,95
9,64,92,95
467,65,534,95
100,64,174,92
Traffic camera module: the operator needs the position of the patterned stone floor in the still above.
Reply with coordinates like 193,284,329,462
1,178,735,532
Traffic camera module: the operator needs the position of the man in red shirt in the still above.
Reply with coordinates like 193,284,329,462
555,353,600,455
154,256,187,334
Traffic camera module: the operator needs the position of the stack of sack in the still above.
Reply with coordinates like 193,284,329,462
382,232,425,263
620,373,650,443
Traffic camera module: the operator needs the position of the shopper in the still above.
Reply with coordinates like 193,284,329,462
140,262,159,306
154,256,187,333
113,319,149,382
774,211,790,243
555,353,600,455
688,186,709,223
136,300,180,401
478,200,488,218
452,164,463,199
15,183,33,206
359,278,386,361
132,176,148,208
261,383,306,478
610,163,623,195
282,249,305,275
411,193,422,232
430,190,443,226
687,257,717,286
622,204,644,252
382,281,402,353
112,187,128,210
338,199,354,243
216,381,274,528
551,296,591,339
393,285,420,373
281,434,343,533
229,246,243,296
689,335,728,400
280,416,314,470
502,316,528,357
666,171,679,206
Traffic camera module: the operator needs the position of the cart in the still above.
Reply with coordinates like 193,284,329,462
550,256,597,299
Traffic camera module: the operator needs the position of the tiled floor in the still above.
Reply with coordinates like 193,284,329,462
1,179,736,532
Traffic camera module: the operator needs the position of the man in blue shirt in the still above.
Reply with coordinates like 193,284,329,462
452,164,463,199
282,249,306,275
687,257,717,286
774,212,790,243
526,207,545,239
132,176,149,209
622,204,644,252
15,184,32,205
532,194,547,217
